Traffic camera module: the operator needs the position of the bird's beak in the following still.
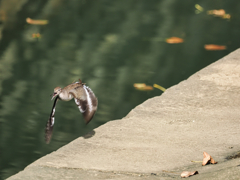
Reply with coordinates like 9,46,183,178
51,93,57,100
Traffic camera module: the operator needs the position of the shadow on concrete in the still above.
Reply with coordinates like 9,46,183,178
83,130,96,139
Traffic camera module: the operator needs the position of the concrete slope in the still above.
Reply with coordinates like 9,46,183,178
8,49,240,179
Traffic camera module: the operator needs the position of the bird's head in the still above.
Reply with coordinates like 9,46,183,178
51,87,62,100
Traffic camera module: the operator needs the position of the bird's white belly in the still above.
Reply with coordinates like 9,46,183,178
59,93,73,101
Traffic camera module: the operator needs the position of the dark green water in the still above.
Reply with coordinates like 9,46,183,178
1,0,240,179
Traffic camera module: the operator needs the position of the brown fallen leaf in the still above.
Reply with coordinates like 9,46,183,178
143,86,153,91
181,171,198,178
207,9,231,19
202,151,218,166
166,37,184,44
207,9,225,16
204,44,226,51
202,151,211,165
26,17,49,25
32,33,41,38
210,156,218,164
133,83,153,91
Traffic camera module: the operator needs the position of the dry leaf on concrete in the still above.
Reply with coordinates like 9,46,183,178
210,156,218,164
202,151,211,165
202,151,218,166
181,171,198,178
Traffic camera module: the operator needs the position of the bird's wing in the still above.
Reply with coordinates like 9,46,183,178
45,97,59,144
73,85,98,124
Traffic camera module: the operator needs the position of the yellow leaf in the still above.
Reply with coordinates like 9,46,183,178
26,18,48,25
133,83,153,91
153,84,166,92
195,4,204,11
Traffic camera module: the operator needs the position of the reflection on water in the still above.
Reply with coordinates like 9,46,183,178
0,0,240,179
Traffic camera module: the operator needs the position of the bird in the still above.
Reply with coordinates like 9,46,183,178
45,79,98,144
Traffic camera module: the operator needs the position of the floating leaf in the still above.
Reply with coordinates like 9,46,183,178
32,33,41,39
26,18,48,25
195,4,204,11
181,171,198,178
134,83,146,88
153,84,166,92
207,9,225,16
207,9,231,19
204,44,226,51
133,83,153,91
144,86,153,90
166,37,184,44
195,4,204,14
222,14,231,19
202,151,218,166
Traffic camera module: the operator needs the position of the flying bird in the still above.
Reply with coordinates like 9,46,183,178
45,79,98,144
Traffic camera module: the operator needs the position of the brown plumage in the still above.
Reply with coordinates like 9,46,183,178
45,79,98,144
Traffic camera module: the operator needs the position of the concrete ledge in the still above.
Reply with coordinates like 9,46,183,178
8,49,240,179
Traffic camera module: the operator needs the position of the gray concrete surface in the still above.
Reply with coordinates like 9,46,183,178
8,49,240,179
